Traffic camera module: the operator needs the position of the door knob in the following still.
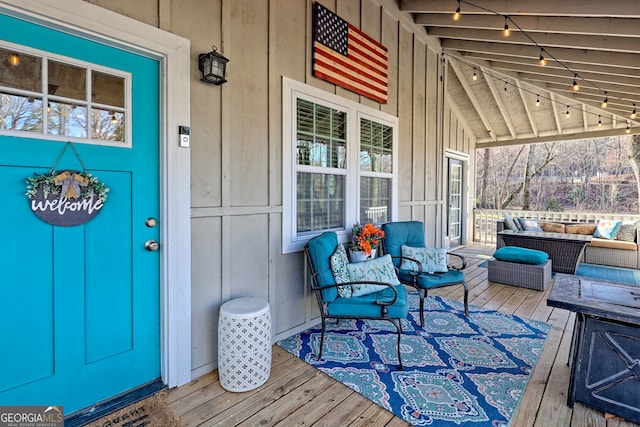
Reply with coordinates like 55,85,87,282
144,240,160,251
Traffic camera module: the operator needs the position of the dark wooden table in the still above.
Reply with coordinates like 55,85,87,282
547,274,640,424
498,230,591,274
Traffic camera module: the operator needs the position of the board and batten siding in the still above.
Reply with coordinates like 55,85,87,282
85,0,476,379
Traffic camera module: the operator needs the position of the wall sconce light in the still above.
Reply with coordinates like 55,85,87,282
198,45,229,85
9,53,19,66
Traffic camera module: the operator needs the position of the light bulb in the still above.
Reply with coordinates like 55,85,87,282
598,115,602,127
572,75,579,91
601,92,608,108
626,123,631,133
535,95,540,107
9,53,19,66
565,106,570,117
453,1,461,21
631,104,637,119
472,68,477,81
503,17,510,36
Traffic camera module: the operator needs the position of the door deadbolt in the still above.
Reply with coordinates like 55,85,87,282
144,240,160,251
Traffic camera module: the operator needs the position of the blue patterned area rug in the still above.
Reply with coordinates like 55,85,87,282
277,293,550,426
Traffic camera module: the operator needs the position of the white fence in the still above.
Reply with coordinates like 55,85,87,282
473,209,640,246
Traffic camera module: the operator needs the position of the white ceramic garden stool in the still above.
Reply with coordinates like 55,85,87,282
218,297,272,392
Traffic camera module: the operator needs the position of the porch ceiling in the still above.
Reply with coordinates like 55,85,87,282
400,0,640,147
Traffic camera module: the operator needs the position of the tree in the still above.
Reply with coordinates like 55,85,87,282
628,134,640,214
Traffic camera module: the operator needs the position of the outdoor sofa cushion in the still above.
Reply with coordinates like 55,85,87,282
517,218,543,232
494,246,549,265
593,219,622,240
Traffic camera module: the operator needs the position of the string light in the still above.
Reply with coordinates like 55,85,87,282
451,1,635,121
472,68,477,80
627,122,631,133
631,103,637,119
445,53,638,136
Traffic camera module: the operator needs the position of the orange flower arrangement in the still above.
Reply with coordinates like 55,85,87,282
351,223,385,255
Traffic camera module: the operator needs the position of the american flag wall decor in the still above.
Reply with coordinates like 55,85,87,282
312,2,388,104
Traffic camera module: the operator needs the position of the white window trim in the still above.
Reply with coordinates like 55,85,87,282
282,76,398,254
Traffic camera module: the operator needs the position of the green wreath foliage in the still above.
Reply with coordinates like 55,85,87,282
26,171,110,202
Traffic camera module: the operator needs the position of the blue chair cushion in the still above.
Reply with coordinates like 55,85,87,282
397,269,465,289
400,245,448,273
493,246,548,265
327,285,409,318
346,254,401,297
307,231,340,302
382,221,426,268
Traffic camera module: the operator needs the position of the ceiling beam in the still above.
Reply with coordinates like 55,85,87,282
442,40,640,68
414,14,640,38
462,52,640,79
488,62,640,89
447,58,495,138
482,72,517,138
476,126,637,148
400,0,640,17
516,80,539,137
550,93,563,134
429,28,640,54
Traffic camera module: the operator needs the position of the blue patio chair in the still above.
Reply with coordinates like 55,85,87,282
382,221,468,327
305,231,409,370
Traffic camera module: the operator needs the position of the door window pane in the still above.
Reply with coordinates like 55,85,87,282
92,71,125,108
48,60,86,100
0,93,43,132
0,48,41,92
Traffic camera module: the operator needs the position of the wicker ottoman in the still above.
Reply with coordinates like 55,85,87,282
488,258,552,290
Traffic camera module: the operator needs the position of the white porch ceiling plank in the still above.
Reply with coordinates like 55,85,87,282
476,126,635,148
489,62,640,89
429,28,640,54
550,93,563,134
463,52,640,80
516,81,539,137
447,58,495,139
482,71,517,138
442,39,640,69
400,0,640,17
415,14,640,38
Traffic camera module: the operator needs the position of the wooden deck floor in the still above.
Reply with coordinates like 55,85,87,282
168,251,639,427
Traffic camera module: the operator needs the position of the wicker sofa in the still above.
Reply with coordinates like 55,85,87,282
496,219,640,269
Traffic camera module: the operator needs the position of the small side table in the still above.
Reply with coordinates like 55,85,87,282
218,297,272,392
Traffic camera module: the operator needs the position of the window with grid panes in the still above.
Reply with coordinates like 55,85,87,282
282,77,397,253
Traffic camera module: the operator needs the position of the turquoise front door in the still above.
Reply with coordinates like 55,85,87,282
0,15,161,413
